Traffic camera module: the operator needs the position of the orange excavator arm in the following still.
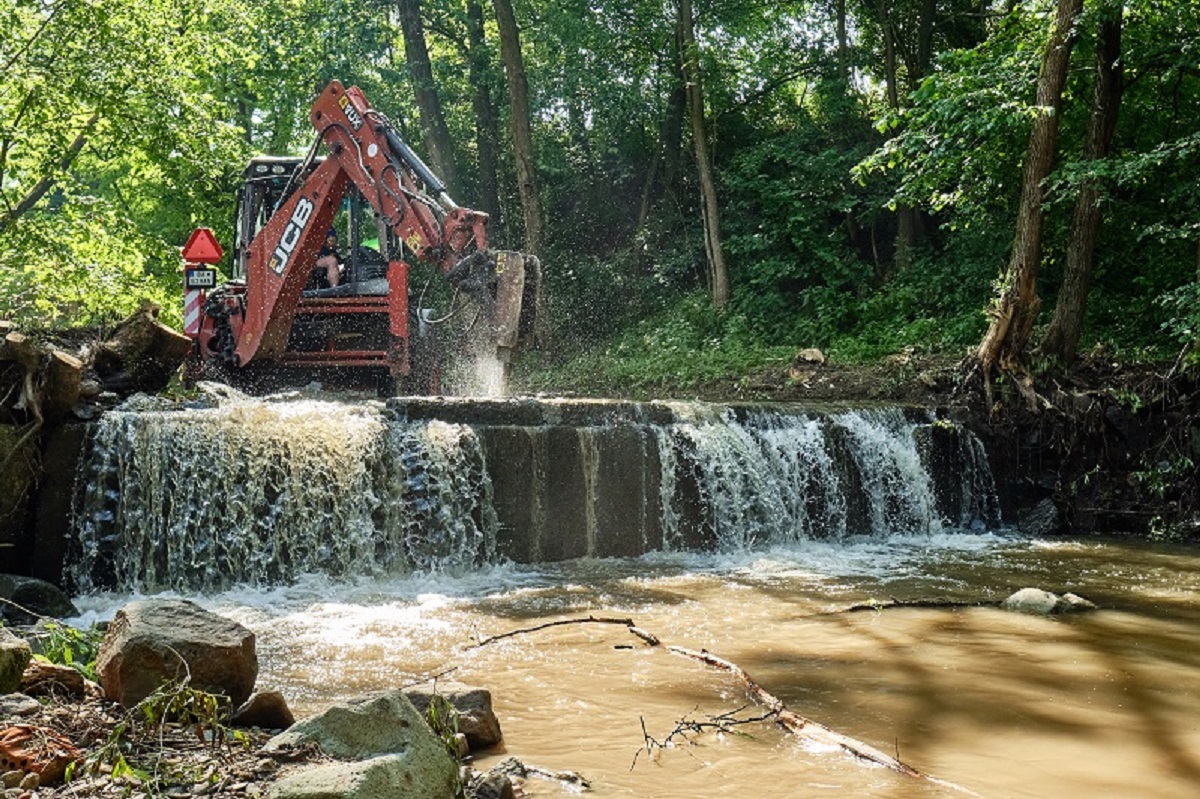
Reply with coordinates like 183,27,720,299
234,81,494,368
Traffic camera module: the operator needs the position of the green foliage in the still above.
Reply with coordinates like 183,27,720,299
854,9,1044,226
1159,282,1200,351
69,678,245,789
32,621,104,682
423,693,467,799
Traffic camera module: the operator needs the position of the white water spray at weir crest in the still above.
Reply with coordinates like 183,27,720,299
67,395,999,593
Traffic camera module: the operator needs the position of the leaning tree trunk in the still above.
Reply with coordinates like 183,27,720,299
466,0,502,223
677,0,730,311
493,0,544,258
397,0,460,194
1039,2,1123,363
638,42,687,230
977,0,1085,380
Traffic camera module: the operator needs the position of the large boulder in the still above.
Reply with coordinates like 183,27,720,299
269,753,456,799
265,691,457,799
266,690,453,762
95,599,257,708
0,629,32,694
404,682,502,751
0,575,80,624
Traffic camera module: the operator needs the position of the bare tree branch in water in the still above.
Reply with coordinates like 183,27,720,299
470,615,660,648
631,705,775,769
475,615,977,793
666,645,978,795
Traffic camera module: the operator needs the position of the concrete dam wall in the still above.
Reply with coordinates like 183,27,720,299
29,395,998,593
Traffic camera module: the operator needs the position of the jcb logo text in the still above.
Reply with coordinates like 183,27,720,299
269,198,314,275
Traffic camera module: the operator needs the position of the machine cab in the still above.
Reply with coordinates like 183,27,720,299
233,156,398,293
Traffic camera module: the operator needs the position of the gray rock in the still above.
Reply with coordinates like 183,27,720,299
468,769,515,799
404,682,503,751
265,692,457,799
96,599,257,708
0,693,41,718
0,575,79,624
1002,588,1061,615
231,690,295,730
268,753,456,799
0,629,32,694
265,691,449,763
1002,588,1099,615
1018,498,1065,537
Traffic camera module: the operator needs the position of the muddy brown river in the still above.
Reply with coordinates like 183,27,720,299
75,534,1200,798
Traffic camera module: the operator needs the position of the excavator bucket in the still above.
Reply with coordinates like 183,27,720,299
491,251,540,363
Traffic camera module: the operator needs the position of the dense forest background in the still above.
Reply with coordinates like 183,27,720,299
1,0,1198,388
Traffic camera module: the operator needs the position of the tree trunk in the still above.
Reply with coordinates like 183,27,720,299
678,0,730,311
836,0,849,84
466,0,501,224
977,0,1085,378
397,0,460,194
1039,2,1123,363
876,2,917,273
638,42,688,229
493,0,544,257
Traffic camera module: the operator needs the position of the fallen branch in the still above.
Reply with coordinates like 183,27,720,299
471,615,659,648
0,595,53,623
667,645,977,795
841,597,999,614
476,615,973,792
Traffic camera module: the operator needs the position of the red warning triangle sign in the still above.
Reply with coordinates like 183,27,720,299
181,228,224,264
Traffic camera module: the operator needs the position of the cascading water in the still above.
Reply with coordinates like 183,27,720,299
69,396,496,593
67,394,998,593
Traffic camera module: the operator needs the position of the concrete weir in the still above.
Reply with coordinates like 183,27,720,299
55,395,998,593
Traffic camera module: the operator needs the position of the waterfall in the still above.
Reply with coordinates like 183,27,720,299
69,398,496,593
67,395,999,592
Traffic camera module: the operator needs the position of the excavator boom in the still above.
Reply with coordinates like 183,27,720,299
190,80,538,393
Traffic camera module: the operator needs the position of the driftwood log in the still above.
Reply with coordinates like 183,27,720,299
1,332,83,424
666,645,974,794
92,305,192,394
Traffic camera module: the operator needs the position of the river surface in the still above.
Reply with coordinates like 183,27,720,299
72,533,1200,799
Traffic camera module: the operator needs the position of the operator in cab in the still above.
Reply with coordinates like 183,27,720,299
311,228,341,289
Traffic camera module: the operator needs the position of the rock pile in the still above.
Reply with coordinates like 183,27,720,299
1,597,533,799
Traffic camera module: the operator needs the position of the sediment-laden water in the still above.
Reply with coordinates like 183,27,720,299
70,535,1200,799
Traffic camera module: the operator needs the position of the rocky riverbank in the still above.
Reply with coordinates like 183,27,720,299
1,596,541,799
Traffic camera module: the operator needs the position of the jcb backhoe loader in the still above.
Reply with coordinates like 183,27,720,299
186,80,538,394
